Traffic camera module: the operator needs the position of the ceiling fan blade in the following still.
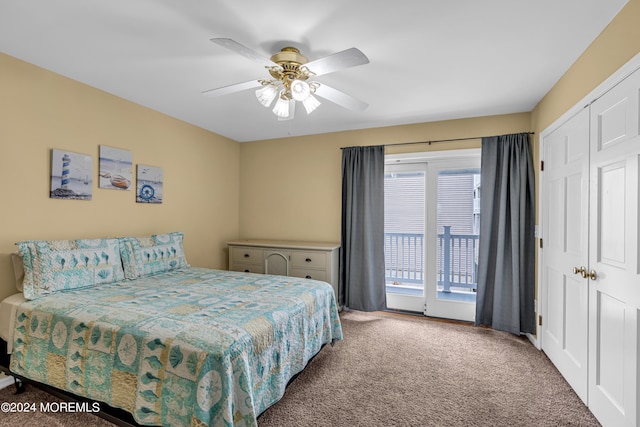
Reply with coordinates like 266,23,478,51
305,48,369,76
314,84,368,112
201,79,261,97
210,38,275,67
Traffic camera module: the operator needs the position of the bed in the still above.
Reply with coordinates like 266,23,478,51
0,232,342,427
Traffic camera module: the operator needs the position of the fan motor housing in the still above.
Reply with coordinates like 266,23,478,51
270,47,308,66
268,47,312,82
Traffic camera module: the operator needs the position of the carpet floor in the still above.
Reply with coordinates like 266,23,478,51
0,310,600,426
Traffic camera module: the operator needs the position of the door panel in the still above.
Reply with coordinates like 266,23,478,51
564,275,588,366
424,159,480,322
565,174,583,255
541,108,590,404
598,97,631,149
588,67,639,426
598,162,626,266
544,268,564,344
384,164,427,313
595,292,626,409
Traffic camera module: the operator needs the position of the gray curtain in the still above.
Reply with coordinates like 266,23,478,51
475,133,536,334
340,145,386,312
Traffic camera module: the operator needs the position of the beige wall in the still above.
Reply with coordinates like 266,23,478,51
239,113,531,242
0,53,240,301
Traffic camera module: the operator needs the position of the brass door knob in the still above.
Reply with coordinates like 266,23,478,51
573,266,586,276
588,270,597,280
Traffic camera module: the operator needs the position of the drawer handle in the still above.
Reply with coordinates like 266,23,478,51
244,253,250,258
244,269,250,272
305,275,312,279
305,258,312,262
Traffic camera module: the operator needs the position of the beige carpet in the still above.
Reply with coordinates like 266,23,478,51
260,311,599,426
0,310,599,426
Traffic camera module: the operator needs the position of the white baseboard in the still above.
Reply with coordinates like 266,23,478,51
0,373,15,390
526,332,540,350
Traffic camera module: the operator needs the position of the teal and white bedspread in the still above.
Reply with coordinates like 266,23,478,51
10,267,342,426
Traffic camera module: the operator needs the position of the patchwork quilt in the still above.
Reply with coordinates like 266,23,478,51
10,267,342,426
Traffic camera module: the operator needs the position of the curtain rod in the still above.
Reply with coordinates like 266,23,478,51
341,131,534,149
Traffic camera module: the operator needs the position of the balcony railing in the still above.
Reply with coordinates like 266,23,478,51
384,226,479,292
384,233,424,284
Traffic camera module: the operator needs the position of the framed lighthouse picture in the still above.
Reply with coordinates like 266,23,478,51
50,149,93,200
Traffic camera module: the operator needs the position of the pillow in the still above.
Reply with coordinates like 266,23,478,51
10,252,24,292
119,232,189,279
16,238,125,300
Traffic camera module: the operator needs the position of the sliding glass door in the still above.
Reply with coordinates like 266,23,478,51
384,163,427,313
384,150,480,322
425,159,480,321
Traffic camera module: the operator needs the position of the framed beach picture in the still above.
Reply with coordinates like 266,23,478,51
50,149,93,200
136,164,163,204
99,145,132,190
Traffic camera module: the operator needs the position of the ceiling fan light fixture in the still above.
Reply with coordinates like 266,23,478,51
301,94,321,114
206,39,370,121
255,83,278,107
290,79,311,101
272,92,290,118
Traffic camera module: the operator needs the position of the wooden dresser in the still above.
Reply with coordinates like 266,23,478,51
227,240,340,303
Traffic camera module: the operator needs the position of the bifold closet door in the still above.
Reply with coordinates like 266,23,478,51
541,108,590,404
587,66,640,427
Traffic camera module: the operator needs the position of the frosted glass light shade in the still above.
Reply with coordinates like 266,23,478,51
290,79,311,101
255,84,278,107
301,94,321,114
272,94,290,118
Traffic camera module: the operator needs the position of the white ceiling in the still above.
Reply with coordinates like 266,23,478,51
0,0,628,142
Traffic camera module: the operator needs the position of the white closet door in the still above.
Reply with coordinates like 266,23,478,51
588,66,640,427
541,108,590,403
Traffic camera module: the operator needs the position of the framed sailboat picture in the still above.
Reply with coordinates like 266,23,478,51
136,164,163,204
99,145,132,190
50,149,93,200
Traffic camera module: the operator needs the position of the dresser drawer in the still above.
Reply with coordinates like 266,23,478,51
290,268,327,282
291,251,326,269
230,263,265,274
231,247,264,264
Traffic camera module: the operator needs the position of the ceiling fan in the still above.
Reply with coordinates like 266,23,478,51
202,38,370,120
